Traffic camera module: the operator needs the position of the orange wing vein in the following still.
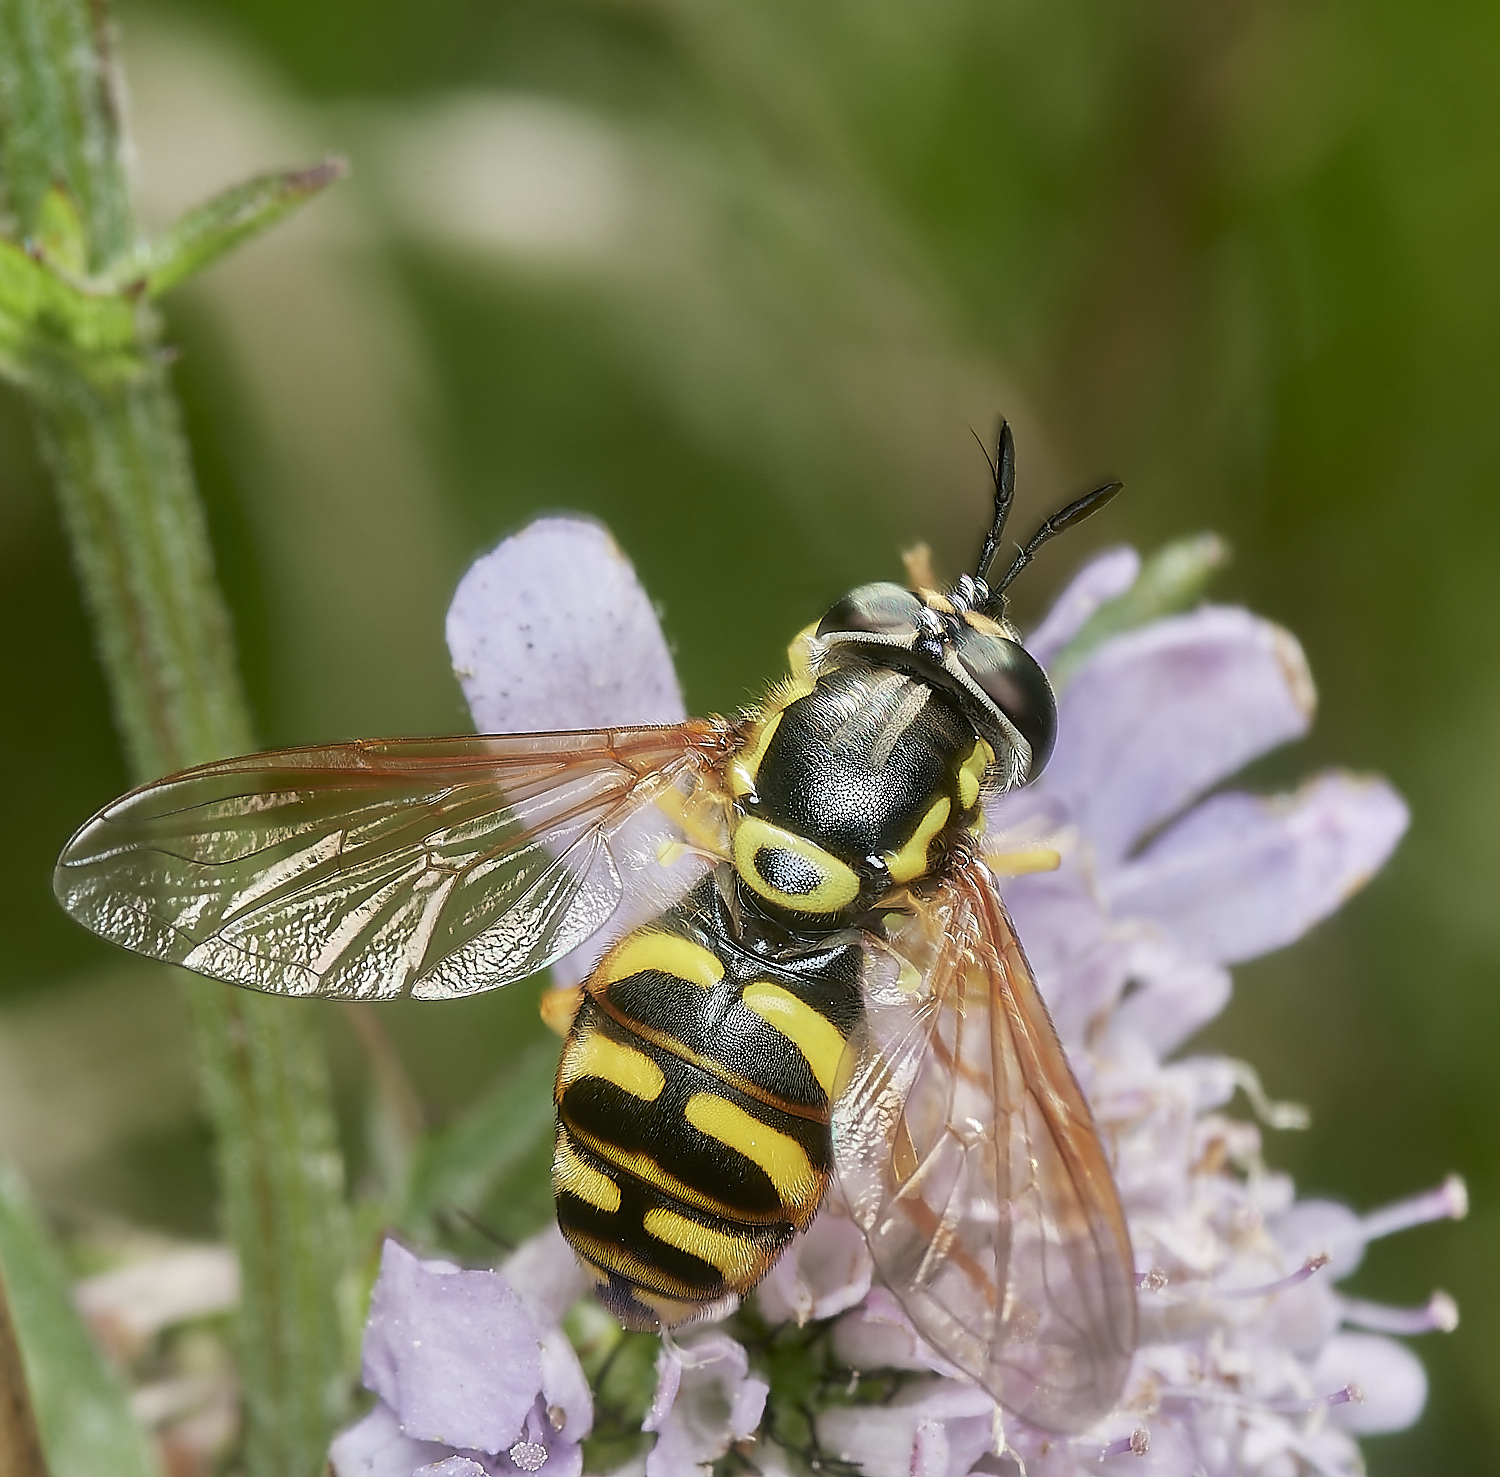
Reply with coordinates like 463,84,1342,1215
833,853,1137,1433
54,723,734,1001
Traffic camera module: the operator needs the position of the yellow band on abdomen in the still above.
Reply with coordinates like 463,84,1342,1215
642,1207,767,1285
559,1031,665,1102
740,981,848,1098
684,1091,819,1217
597,931,724,991
553,1135,622,1213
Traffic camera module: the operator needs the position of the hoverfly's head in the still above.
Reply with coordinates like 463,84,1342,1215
814,580,1057,784
813,417,1121,786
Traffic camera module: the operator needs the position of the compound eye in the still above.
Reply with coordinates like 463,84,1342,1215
955,631,1058,777
815,583,923,640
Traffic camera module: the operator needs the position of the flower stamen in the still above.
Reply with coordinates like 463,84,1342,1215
1097,1428,1150,1459
1215,1252,1329,1301
1263,1383,1364,1415
1223,1059,1311,1131
1158,1382,1363,1415
1339,1290,1459,1335
1360,1176,1468,1242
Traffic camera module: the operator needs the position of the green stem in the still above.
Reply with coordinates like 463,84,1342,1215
34,369,253,775
0,3,352,1475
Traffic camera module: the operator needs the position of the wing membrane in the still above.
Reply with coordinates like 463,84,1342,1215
55,725,733,1000
834,855,1136,1433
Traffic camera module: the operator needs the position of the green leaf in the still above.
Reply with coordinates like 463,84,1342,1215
0,1258,48,1477
33,183,89,276
401,1040,559,1235
106,159,347,300
1049,533,1229,686
0,1163,162,1477
0,236,141,387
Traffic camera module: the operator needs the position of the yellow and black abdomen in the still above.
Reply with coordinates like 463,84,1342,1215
552,875,863,1329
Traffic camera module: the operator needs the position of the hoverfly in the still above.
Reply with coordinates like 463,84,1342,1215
55,421,1137,1435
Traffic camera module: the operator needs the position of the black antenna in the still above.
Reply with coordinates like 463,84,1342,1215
972,418,1016,588
990,477,1123,599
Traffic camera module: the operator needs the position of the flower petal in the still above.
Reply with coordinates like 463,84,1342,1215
1107,929,1232,1055
755,1209,873,1326
641,1344,682,1436
999,863,1127,1046
1042,607,1315,866
363,1240,543,1453
448,519,699,989
539,1329,593,1443
1025,545,1141,667
329,1403,451,1477
643,1333,765,1475
498,1401,585,1477
816,1379,994,1477
1313,1333,1427,1434
1103,773,1408,964
503,1225,592,1328
1272,1200,1370,1280
830,1287,962,1378
446,517,684,735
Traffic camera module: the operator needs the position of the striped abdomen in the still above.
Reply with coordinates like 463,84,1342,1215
553,875,863,1329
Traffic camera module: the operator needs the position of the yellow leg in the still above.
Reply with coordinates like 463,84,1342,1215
648,780,733,864
540,983,585,1036
983,845,1063,877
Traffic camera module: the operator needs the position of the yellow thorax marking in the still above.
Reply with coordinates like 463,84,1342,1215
883,795,951,884
733,816,860,914
560,1032,665,1101
553,1137,621,1213
642,1207,762,1282
786,621,820,684
598,931,724,991
957,739,993,810
740,982,848,1097
684,1092,819,1214
728,709,784,799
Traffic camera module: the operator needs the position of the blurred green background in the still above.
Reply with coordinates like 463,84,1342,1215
1,0,1496,1469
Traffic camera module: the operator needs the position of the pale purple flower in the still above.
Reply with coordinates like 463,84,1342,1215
330,1237,592,1477
641,1333,769,1476
820,547,1457,1477
332,519,1458,1477
448,517,701,990
756,1207,873,1327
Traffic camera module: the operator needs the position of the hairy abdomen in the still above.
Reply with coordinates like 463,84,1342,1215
552,879,862,1328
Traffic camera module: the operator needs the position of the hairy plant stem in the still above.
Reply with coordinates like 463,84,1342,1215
0,2,351,1474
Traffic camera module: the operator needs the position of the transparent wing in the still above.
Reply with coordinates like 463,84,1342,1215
55,723,734,1001
834,854,1136,1433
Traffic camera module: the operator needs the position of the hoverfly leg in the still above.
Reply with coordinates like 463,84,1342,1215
539,982,585,1036
982,845,1062,878
903,541,938,590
